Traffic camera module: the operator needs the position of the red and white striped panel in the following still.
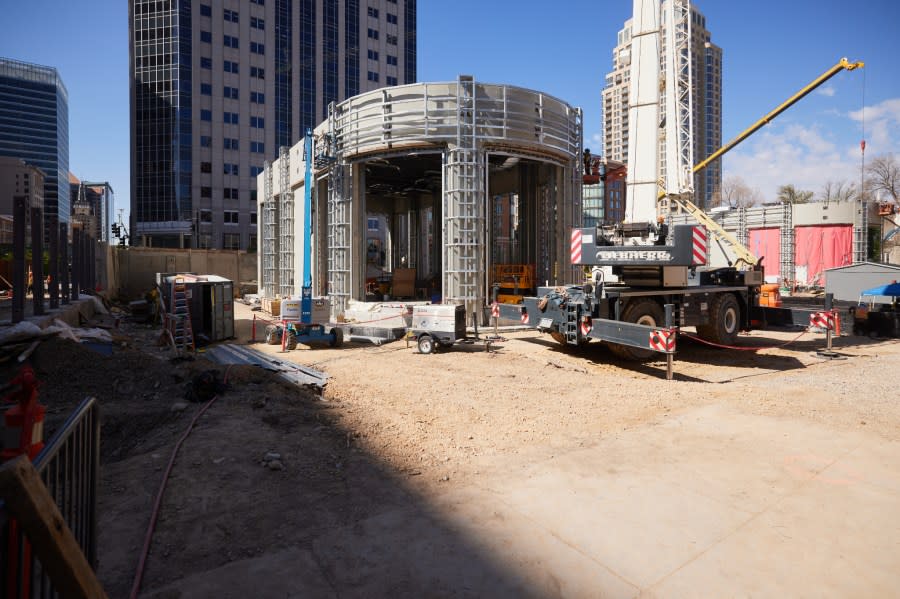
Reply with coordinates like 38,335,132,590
570,229,583,264
491,302,500,319
809,311,835,330
691,227,708,266
649,329,676,353
580,317,592,336
521,311,529,325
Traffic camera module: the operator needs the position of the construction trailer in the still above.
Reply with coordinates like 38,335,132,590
256,76,583,324
157,273,235,344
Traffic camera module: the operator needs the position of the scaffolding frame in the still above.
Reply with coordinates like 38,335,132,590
853,201,868,263
443,76,484,316
325,104,352,314
262,160,278,297
779,204,795,288
278,146,294,297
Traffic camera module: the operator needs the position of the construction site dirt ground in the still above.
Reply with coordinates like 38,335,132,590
21,299,900,597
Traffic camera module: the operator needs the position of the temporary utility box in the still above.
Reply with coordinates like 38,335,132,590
410,304,466,343
280,296,331,323
157,273,235,344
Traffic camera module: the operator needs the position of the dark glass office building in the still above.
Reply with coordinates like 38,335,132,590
0,58,70,230
130,0,417,249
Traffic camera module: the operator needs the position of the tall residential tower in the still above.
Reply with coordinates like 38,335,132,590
129,0,417,249
601,2,721,209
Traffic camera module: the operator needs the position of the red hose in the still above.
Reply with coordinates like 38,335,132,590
680,329,809,351
129,366,231,599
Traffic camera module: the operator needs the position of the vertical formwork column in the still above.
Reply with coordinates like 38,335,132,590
278,146,294,298
780,203,795,290
48,215,59,309
72,226,81,299
853,200,868,263
327,161,351,316
60,221,70,305
12,196,26,323
31,207,44,316
262,161,279,297
443,75,484,317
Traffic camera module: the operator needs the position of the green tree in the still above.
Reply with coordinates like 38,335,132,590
777,184,814,204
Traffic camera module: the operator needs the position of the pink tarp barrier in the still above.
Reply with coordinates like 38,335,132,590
794,224,853,286
748,227,781,280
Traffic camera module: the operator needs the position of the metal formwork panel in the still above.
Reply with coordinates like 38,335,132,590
279,146,294,297
262,161,279,298
443,76,484,316
781,204,795,286
853,201,868,263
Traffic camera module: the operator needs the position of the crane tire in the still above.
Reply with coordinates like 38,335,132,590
696,293,741,346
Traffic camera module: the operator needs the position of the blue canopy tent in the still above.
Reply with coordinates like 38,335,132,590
860,282,900,297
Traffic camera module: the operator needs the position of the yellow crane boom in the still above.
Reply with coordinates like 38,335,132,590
666,57,864,268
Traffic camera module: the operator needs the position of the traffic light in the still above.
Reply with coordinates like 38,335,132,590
112,223,120,237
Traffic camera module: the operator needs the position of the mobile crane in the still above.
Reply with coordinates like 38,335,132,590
500,0,862,362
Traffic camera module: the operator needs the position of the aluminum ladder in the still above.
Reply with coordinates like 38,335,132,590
168,277,195,352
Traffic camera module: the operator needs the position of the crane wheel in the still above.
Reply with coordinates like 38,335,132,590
330,327,344,348
608,299,663,361
696,293,740,346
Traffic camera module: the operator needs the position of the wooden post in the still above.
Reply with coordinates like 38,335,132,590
0,456,108,599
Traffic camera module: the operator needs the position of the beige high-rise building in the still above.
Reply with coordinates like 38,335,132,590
602,2,722,209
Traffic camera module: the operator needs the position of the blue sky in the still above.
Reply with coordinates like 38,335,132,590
1,0,898,223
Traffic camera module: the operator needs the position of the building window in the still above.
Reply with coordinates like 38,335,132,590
250,42,265,55
224,35,239,49
250,0,264,4
251,16,265,30
224,138,239,150
224,9,239,23
250,91,265,104
367,49,379,61
250,212,257,225
200,4,212,16
367,71,379,82
386,55,397,66
250,141,265,153
224,210,240,224
250,166,264,177
200,109,212,121
200,83,212,96
250,116,265,128
386,34,397,45
201,57,212,69
386,13,397,24
224,60,239,73
200,209,213,223
223,233,241,250
367,7,379,18
367,28,379,40
201,162,212,173
200,136,212,148
223,86,239,100
201,186,212,197
367,217,379,231
224,112,239,124
386,76,397,86
224,163,239,175
224,187,239,199
251,66,265,79
200,31,212,43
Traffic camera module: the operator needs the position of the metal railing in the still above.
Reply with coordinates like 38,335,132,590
1,396,100,598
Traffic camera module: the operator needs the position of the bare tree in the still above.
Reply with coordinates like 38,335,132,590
721,175,762,208
777,184,814,204
819,180,858,203
866,153,900,202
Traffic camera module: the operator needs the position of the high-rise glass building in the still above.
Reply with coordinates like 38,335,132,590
0,58,70,230
601,2,721,208
129,0,417,249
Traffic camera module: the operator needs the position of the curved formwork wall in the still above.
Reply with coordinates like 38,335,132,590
317,76,583,319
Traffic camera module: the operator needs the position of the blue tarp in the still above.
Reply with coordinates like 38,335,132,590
860,282,900,297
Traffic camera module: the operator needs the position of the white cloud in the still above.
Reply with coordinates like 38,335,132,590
817,85,836,97
848,97,900,153
588,132,603,151
724,123,860,202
